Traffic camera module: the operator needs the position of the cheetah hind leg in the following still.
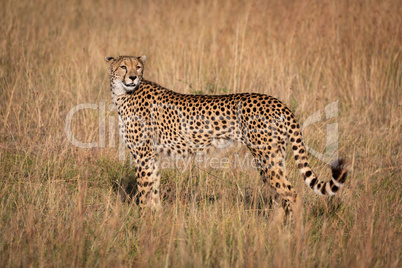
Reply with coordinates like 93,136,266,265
260,157,298,222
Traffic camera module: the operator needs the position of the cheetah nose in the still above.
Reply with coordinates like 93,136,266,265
129,76,137,81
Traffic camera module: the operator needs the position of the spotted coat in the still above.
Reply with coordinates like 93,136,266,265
105,56,347,214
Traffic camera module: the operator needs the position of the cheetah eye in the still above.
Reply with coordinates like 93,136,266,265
136,66,141,70
120,66,126,70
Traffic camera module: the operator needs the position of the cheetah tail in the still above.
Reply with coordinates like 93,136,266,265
290,131,347,196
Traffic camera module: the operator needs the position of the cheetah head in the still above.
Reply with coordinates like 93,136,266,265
104,55,146,95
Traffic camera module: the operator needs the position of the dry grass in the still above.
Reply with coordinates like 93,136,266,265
0,0,401,266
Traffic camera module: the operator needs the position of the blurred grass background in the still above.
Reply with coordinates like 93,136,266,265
0,0,401,266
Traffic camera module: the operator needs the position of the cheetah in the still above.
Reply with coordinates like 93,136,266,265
105,55,347,215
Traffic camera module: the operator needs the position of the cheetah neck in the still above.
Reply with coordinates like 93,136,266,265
111,80,171,108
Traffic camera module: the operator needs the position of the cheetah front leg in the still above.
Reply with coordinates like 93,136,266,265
133,152,161,210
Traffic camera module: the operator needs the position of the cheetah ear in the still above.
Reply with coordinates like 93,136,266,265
138,55,146,63
104,56,115,63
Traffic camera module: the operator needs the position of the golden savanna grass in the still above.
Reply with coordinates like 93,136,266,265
0,0,401,266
